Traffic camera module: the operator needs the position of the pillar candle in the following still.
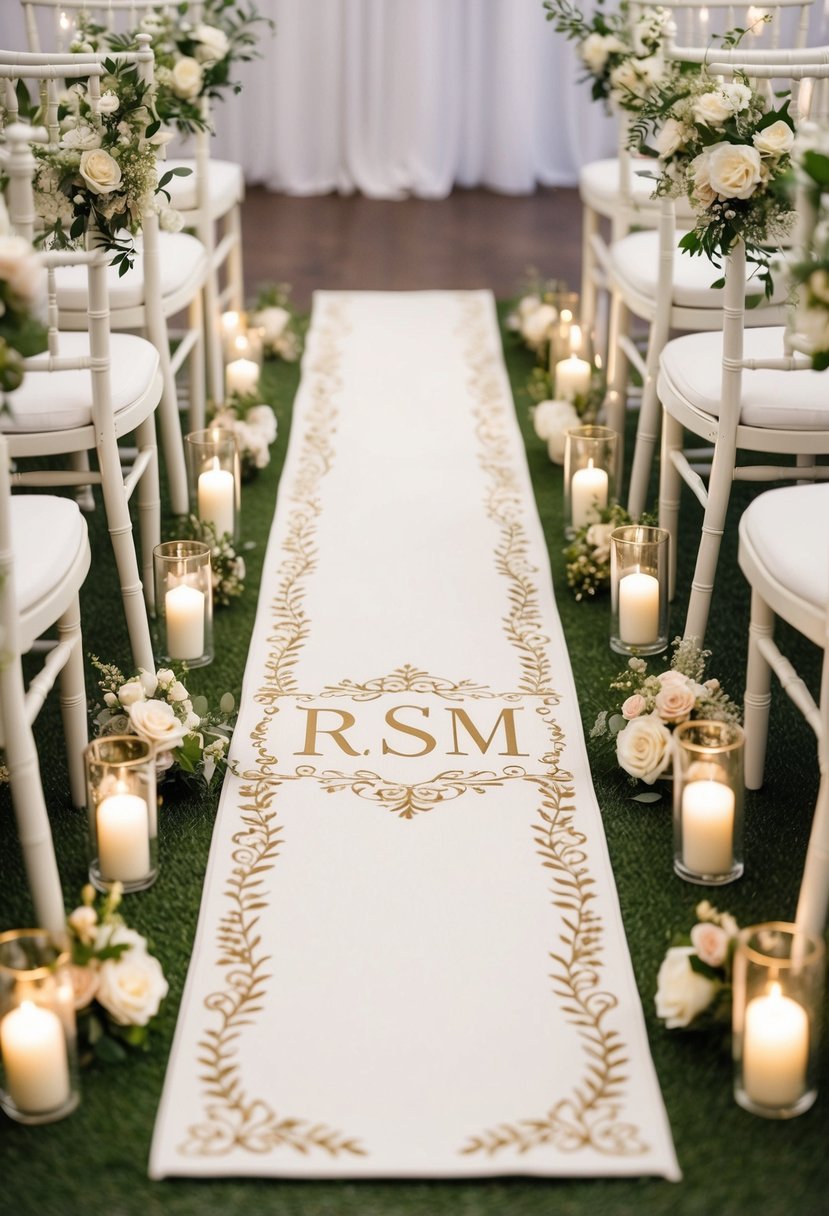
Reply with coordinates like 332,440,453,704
0,1001,70,1114
225,357,259,397
681,779,735,875
554,353,592,403
165,582,206,661
97,791,151,882
198,457,235,537
619,569,660,645
570,459,608,529
743,983,809,1107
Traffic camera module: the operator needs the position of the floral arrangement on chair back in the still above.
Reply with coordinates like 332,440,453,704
789,128,829,367
0,197,47,401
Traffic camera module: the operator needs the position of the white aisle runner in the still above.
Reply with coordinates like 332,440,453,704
150,292,679,1181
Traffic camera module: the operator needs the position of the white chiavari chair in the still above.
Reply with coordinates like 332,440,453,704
657,55,829,646
0,416,90,931
0,107,161,672
738,482,829,935
600,0,814,513
21,0,245,409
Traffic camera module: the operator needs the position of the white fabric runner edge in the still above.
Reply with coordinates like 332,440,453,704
149,290,679,1182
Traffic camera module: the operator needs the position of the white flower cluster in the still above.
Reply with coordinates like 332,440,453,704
251,305,302,361
791,130,829,359
532,398,581,464
506,294,557,353
0,205,43,308
655,901,739,1029
212,402,278,473
67,885,168,1028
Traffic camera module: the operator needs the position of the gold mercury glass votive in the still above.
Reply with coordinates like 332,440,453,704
0,929,80,1124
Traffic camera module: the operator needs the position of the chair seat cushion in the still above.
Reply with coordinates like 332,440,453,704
610,229,773,308
2,333,159,433
53,232,207,312
659,327,829,430
162,158,244,214
11,495,88,614
739,483,829,612
580,156,693,218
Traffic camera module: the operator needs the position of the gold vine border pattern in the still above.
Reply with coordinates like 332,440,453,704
459,297,555,698
461,703,648,1160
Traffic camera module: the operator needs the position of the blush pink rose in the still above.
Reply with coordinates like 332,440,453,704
621,693,647,719
690,921,730,968
655,681,697,724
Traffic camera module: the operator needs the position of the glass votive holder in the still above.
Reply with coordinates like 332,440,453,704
563,424,617,536
548,291,581,368
610,524,669,655
185,427,240,540
220,309,246,361
554,326,594,407
0,930,80,1124
733,922,824,1119
85,735,159,894
153,540,213,667
672,719,744,885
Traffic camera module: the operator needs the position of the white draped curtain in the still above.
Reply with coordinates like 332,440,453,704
208,0,616,197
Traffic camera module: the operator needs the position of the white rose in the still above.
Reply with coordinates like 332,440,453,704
520,302,557,351
167,680,189,703
794,305,829,353
139,669,158,696
97,90,120,115
517,293,542,320
193,22,231,64
156,668,175,688
585,521,614,556
693,90,734,128
580,32,625,74
610,55,662,102
159,207,184,233
688,150,717,209
94,922,147,955
117,679,145,707
706,141,763,200
68,905,98,946
0,235,43,305
616,713,672,783
128,699,188,749
722,82,753,113
253,305,290,345
96,949,168,1026
532,400,581,463
171,56,204,100
247,403,278,444
690,921,730,968
61,123,102,151
655,117,689,159
655,945,718,1027
147,128,175,147
79,147,122,195
752,119,794,158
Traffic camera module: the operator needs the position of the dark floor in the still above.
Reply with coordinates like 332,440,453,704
240,185,583,307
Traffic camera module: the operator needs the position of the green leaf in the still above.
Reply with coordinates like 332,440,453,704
632,791,662,803
191,694,209,717
95,1033,128,1064
145,120,160,138
802,150,829,190
812,351,829,372
220,692,236,714
688,954,722,982
608,713,627,735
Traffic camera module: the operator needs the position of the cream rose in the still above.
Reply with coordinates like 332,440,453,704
615,713,672,783
585,521,614,561
171,55,204,100
247,404,278,444
79,147,122,195
96,950,168,1026
655,945,718,1027
128,699,188,749
117,679,146,708
693,90,733,128
621,692,647,720
580,32,625,74
253,305,291,345
193,22,231,64
690,921,730,968
688,150,717,210
753,120,794,158
655,117,689,159
654,680,697,724
61,123,102,151
159,207,184,233
532,400,580,464
97,90,120,115
68,905,98,946
0,236,43,305
520,302,556,351
706,141,763,200
94,923,147,955
139,668,159,696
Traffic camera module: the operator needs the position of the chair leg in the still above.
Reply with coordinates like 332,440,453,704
56,594,88,809
225,201,245,314
199,213,226,409
795,769,829,937
658,409,683,601
188,289,207,433
151,329,189,517
96,433,154,673
627,313,670,519
69,451,96,513
744,588,774,791
135,416,160,617
0,670,65,933
580,204,599,363
603,287,629,493
684,438,736,645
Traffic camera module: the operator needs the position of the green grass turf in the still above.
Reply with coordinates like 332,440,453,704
0,303,827,1215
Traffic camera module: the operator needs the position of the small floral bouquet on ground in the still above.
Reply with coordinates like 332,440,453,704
544,0,670,113
562,504,652,600
591,637,740,787
630,65,796,298
67,882,168,1062
250,282,304,361
176,515,246,607
0,199,48,401
655,901,740,1029
211,392,278,478
91,659,235,787
788,132,829,368
527,366,603,463
28,57,183,272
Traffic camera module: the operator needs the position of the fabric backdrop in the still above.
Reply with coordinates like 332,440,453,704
4,0,827,197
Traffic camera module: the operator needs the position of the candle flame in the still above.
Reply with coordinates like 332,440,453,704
587,458,594,471
561,308,573,324
211,456,221,473
59,12,72,31
570,324,582,355
768,981,783,1000
699,6,708,24
234,334,248,353
220,310,240,333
